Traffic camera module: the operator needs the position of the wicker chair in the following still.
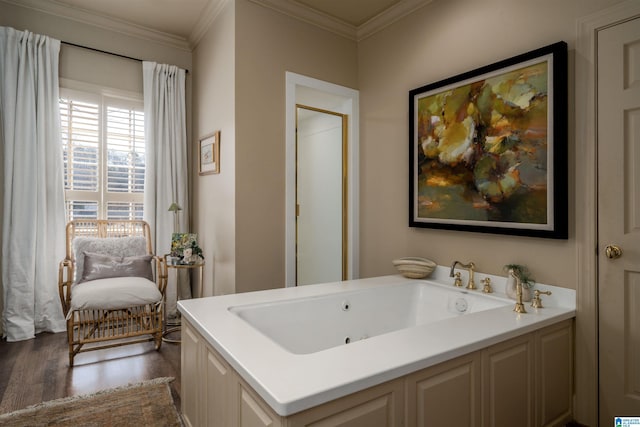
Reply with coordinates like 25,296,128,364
58,220,167,366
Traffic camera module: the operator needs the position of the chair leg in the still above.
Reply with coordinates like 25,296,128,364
155,332,162,350
67,318,75,367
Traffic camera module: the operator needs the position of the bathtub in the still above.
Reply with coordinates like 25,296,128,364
229,281,511,354
178,266,576,416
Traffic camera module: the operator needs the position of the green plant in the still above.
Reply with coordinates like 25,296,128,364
503,263,536,289
170,233,204,260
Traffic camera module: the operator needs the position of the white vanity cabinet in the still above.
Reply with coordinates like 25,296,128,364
181,318,573,427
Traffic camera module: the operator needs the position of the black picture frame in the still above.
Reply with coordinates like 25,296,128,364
409,41,568,239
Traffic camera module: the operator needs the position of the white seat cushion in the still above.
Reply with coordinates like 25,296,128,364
70,277,162,311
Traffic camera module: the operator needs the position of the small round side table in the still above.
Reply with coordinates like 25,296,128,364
163,255,204,343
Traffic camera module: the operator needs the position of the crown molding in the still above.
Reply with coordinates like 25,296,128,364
357,0,433,41
249,0,358,40
249,0,432,42
0,0,191,51
189,0,228,47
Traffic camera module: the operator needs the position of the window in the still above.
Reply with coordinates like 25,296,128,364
60,87,145,222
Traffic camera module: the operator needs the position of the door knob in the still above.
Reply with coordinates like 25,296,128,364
605,244,623,259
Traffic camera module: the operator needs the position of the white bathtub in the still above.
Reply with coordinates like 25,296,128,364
178,267,576,415
230,281,511,354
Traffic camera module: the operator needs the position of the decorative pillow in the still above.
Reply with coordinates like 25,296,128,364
72,236,148,283
80,252,153,283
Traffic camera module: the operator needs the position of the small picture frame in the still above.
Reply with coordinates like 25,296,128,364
199,131,220,175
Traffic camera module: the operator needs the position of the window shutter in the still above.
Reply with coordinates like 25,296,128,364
60,88,145,223
106,106,145,194
60,98,99,192
107,201,144,220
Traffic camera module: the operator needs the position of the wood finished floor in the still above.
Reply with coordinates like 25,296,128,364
0,331,182,415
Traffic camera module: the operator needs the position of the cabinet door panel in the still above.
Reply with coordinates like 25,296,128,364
483,335,534,427
407,352,481,426
305,394,394,427
537,320,573,426
205,344,232,426
181,322,201,427
239,383,282,427
288,380,403,427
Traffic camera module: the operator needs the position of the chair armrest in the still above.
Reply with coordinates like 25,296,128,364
153,255,168,295
58,259,73,317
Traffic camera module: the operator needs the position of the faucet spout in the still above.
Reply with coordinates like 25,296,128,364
449,261,477,290
449,261,461,277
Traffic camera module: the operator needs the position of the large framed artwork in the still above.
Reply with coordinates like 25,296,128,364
409,41,568,239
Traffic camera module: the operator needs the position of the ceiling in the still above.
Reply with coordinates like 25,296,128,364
21,0,431,44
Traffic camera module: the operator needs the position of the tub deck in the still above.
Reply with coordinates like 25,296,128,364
178,266,575,416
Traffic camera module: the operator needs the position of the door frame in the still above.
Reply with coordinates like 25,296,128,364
575,1,640,424
285,72,359,287
295,104,349,284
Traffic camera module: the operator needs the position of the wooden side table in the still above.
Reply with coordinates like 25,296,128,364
163,255,204,343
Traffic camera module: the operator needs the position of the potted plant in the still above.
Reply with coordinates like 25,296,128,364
503,263,535,301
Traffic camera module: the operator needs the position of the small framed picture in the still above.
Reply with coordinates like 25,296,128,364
199,131,220,175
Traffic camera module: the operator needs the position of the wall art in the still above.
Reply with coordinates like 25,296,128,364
409,41,567,238
199,131,220,175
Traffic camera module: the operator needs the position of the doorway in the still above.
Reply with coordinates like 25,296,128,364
285,72,360,287
296,106,347,285
576,2,640,424
596,15,640,425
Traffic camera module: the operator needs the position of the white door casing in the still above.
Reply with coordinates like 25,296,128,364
285,72,359,287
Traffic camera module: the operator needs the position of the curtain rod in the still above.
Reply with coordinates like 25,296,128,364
61,41,189,73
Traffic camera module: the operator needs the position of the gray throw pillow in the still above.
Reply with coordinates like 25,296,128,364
72,236,148,284
80,252,153,283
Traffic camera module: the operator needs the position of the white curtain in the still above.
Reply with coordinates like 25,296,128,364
143,62,189,316
0,27,66,341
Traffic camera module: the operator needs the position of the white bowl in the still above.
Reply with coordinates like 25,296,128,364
392,257,436,279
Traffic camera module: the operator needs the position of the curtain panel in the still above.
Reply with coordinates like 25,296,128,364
143,62,189,316
0,27,66,341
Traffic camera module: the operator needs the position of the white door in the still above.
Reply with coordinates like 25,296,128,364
598,16,640,424
296,106,347,285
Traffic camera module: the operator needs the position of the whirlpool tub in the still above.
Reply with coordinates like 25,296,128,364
229,280,512,355
178,266,576,418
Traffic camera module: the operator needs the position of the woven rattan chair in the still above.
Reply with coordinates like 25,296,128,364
58,220,167,366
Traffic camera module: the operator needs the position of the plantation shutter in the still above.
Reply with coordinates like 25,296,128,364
60,96,100,220
60,87,145,221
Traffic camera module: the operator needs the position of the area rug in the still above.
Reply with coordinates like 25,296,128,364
0,377,182,426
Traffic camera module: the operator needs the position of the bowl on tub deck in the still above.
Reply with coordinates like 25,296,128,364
392,257,436,279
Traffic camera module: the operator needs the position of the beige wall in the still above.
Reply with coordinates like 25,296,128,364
357,0,622,288
0,2,191,73
232,0,358,293
192,0,237,297
1,0,625,299
194,0,627,294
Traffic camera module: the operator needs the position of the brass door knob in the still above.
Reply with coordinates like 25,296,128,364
605,244,623,259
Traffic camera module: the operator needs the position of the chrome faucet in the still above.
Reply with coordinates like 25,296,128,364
510,269,527,313
449,261,477,290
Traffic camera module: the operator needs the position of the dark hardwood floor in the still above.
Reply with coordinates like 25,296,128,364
0,331,182,415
